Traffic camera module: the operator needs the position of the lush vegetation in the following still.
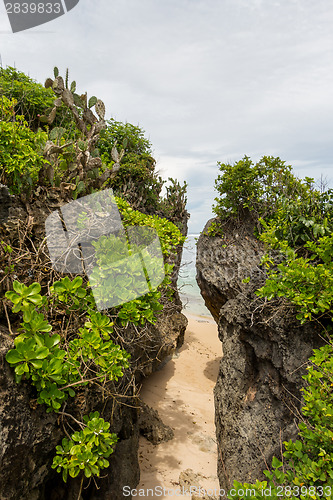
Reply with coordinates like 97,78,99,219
0,67,187,222
0,96,48,194
52,411,118,483
0,66,187,492
90,197,185,325
212,156,314,223
212,156,333,499
5,278,130,412
256,234,333,325
5,278,129,484
0,66,55,127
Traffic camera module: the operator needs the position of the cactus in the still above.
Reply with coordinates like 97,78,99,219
82,108,97,125
54,98,62,108
40,67,119,197
73,93,83,108
49,127,66,142
80,93,87,108
48,107,57,125
52,76,65,95
38,106,57,125
95,99,105,120
88,96,97,108
45,78,54,89
61,89,74,107
111,143,125,164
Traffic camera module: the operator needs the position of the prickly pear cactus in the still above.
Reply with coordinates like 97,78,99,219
40,67,122,198
95,99,105,120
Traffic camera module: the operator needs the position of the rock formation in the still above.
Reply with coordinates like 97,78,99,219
196,218,324,490
0,185,188,500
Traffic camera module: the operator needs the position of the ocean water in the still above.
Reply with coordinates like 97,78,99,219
177,234,213,318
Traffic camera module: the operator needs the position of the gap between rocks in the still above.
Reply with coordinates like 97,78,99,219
137,314,222,499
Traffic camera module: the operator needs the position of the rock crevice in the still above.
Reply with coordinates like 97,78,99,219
196,219,323,489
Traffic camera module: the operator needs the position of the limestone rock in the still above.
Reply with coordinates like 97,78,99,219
196,218,324,490
0,189,188,499
138,402,174,444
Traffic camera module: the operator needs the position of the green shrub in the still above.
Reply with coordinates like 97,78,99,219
0,96,48,194
0,67,55,127
256,234,333,324
258,190,333,250
98,118,153,163
0,66,73,131
52,412,118,482
116,196,186,255
213,155,313,223
5,279,130,412
72,196,184,325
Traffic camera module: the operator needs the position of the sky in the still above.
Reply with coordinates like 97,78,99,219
1,0,332,233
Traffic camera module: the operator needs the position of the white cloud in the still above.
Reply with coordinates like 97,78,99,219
1,0,332,232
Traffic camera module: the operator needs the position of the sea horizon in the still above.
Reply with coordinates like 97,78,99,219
177,234,213,318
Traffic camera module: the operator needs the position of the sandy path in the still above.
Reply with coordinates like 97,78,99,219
137,314,222,498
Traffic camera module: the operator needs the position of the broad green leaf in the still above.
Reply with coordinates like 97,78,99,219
6,349,24,364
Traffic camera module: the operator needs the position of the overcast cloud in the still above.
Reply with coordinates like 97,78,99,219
1,0,332,232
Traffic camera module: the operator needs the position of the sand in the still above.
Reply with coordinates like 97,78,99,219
137,314,222,499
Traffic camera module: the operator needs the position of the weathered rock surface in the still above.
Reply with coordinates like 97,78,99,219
0,325,60,500
196,218,324,490
0,186,188,500
138,402,174,444
0,299,187,500
0,323,141,500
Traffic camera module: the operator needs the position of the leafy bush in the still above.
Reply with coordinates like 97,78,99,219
98,120,188,216
212,155,313,224
116,196,186,255
258,190,333,250
0,66,73,131
88,232,165,318
0,96,48,194
5,279,130,412
98,119,160,208
52,412,118,482
256,234,333,324
87,197,184,324
98,118,164,211
99,118,153,163
0,66,55,127
5,278,131,486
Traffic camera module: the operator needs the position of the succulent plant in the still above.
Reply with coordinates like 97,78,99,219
95,99,105,120
39,67,119,197
88,96,97,109
52,76,65,95
45,78,54,89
